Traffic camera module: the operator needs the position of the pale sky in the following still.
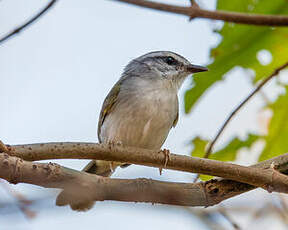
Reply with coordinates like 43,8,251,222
0,0,286,229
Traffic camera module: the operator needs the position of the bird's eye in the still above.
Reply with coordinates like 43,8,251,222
165,56,177,65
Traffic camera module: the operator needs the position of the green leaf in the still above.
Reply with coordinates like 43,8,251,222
191,134,260,180
185,0,288,113
210,134,259,161
191,134,259,160
190,136,209,158
190,137,211,180
259,87,288,161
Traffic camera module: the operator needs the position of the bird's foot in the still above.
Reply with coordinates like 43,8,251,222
158,149,170,175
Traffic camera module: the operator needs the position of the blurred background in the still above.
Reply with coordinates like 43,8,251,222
1,0,288,229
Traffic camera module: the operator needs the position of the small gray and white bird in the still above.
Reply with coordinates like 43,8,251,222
56,51,207,211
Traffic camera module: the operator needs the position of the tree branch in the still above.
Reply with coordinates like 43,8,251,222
0,153,213,207
0,0,57,45
112,0,288,26
3,142,288,193
1,149,288,207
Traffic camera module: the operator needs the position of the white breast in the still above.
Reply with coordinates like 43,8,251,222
100,78,178,150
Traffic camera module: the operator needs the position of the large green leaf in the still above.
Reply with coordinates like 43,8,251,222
185,0,288,113
259,87,288,161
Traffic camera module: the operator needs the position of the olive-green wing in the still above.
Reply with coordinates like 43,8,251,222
97,81,121,142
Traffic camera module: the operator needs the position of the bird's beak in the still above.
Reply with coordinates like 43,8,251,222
186,64,208,73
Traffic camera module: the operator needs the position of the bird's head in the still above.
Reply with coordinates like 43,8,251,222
123,51,208,89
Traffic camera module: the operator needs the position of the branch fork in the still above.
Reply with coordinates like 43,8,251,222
1,141,288,208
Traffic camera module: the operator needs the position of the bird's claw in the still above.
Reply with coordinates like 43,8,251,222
158,149,170,175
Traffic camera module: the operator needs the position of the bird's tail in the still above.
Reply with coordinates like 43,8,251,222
83,160,117,177
56,160,117,211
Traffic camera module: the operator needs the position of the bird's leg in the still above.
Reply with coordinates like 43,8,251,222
158,149,170,175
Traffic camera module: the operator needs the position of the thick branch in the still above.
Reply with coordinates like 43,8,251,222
1,151,288,207
5,142,288,193
0,0,57,45
0,153,216,207
113,0,288,26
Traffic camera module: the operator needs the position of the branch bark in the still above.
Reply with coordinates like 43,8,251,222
1,149,288,207
4,142,288,194
113,0,288,26
0,153,212,207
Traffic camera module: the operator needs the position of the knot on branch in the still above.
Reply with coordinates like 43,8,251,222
11,158,24,184
203,179,223,206
0,153,24,184
188,6,198,21
203,178,256,207
41,162,61,180
134,178,153,191
261,166,288,194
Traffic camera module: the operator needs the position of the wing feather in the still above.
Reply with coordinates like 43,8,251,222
97,81,121,142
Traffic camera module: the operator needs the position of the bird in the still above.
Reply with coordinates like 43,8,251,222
56,51,208,211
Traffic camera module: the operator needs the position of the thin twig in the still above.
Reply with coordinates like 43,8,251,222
0,180,36,219
0,0,57,45
279,194,288,213
113,0,288,26
218,206,241,230
183,207,226,230
189,0,199,8
245,69,271,105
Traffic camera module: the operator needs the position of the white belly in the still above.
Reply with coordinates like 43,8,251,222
99,88,178,150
